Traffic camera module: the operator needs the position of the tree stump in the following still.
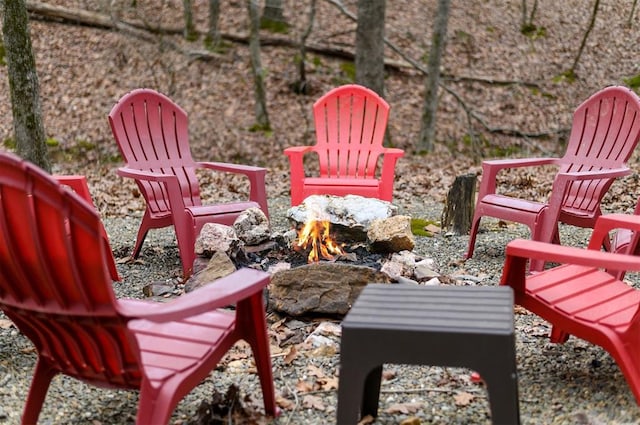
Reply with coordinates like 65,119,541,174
441,173,477,235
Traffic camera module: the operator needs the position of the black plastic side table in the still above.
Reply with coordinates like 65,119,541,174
336,284,520,425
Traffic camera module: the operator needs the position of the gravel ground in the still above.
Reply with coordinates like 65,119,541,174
1,197,640,425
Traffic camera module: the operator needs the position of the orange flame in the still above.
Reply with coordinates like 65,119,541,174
296,220,345,263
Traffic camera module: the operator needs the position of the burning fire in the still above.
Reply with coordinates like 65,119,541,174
296,220,345,263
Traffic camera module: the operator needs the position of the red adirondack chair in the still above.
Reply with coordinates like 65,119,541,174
0,152,277,424
53,175,120,282
284,84,404,206
109,88,270,277
501,213,640,404
467,86,640,271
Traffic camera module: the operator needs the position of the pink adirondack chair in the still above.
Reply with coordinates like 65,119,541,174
0,152,277,424
501,213,640,405
284,84,404,206
53,174,120,282
467,86,640,271
109,88,269,277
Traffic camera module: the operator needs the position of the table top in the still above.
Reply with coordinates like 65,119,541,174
342,284,515,335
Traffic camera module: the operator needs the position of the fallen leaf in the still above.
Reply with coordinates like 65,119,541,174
302,394,325,411
454,391,475,406
385,402,422,414
295,380,313,393
399,417,422,425
319,376,339,391
275,396,296,411
357,415,375,425
382,369,397,380
283,345,298,364
307,364,325,378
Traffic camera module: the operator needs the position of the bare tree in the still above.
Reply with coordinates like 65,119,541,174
417,0,451,153
3,0,50,171
566,0,600,80
247,0,270,130
261,0,288,32
629,0,638,27
206,0,221,48
292,0,317,94
183,0,197,40
521,0,539,34
355,0,385,96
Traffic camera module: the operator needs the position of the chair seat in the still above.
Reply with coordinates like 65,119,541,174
188,201,260,219
525,265,640,328
481,195,546,214
303,177,380,188
128,304,235,382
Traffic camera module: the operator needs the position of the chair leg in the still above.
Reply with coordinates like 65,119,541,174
136,380,177,425
132,219,151,259
466,214,482,259
549,326,570,343
237,294,278,416
22,358,57,424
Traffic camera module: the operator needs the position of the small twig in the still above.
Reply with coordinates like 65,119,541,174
281,371,300,425
380,387,486,396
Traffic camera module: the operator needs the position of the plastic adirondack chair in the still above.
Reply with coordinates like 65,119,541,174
109,88,269,277
0,152,277,425
500,213,640,404
53,175,120,282
284,84,404,206
467,86,640,271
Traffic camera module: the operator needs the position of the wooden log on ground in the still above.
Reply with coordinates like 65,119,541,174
441,173,477,235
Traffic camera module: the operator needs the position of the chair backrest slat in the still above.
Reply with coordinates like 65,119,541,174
313,85,390,179
0,153,142,387
561,87,640,213
109,89,202,213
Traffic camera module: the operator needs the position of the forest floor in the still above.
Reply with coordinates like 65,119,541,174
1,1,640,424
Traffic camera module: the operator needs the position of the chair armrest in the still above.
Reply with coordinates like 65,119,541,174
479,157,561,196
546,167,631,211
588,214,640,250
117,166,177,182
117,268,269,321
197,161,269,218
284,146,314,156
379,148,404,199
506,235,640,273
197,161,267,176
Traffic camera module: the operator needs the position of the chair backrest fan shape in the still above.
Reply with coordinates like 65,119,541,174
560,88,640,215
313,85,390,179
109,89,202,213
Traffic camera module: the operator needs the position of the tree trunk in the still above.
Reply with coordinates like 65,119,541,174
441,174,477,235
3,0,50,172
207,0,221,48
355,0,385,96
292,0,317,95
569,0,600,78
247,0,270,130
417,0,450,153
183,0,197,40
261,0,288,32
